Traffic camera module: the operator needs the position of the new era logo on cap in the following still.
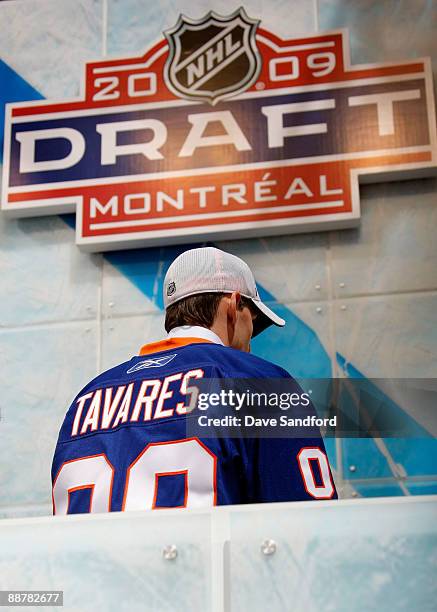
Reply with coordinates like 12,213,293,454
163,247,285,336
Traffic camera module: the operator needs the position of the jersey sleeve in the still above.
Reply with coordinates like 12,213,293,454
250,435,337,502
223,362,337,503
243,368,338,503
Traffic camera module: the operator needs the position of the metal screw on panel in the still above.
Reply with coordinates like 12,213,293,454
316,307,323,314
339,282,345,288
108,302,114,308
261,539,277,556
162,544,178,561
340,305,347,311
315,284,321,291
349,465,357,473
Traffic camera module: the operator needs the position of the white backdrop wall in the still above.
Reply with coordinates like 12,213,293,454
0,0,436,518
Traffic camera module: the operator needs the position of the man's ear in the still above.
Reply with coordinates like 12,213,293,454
226,292,239,338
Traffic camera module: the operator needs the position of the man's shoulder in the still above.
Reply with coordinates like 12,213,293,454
196,343,290,378
71,342,290,402
73,359,133,399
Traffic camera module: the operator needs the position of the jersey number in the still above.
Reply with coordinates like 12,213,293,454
53,442,334,513
297,447,335,499
53,438,217,514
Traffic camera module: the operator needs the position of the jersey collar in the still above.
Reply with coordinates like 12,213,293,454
167,325,224,345
139,326,224,356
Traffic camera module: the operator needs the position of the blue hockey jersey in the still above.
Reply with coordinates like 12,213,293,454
52,337,337,514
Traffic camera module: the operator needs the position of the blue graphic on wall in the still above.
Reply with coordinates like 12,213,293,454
0,60,43,162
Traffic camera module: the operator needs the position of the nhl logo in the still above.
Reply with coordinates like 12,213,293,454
164,8,261,105
167,281,176,296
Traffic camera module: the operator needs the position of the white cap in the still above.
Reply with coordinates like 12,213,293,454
163,247,285,337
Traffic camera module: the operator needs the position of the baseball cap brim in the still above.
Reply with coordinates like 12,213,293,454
250,298,285,337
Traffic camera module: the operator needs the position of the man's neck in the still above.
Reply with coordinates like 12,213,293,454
167,325,225,346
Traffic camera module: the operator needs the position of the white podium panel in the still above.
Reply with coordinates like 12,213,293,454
0,510,211,612
0,497,436,611
228,497,437,612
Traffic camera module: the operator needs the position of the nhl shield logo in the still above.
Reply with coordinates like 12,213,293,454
164,8,261,105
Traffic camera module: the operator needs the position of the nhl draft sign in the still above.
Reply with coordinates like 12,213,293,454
2,8,436,251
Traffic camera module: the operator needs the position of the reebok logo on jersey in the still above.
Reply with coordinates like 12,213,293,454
127,354,177,373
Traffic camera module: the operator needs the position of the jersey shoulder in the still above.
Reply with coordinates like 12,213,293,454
68,341,291,403
71,358,133,401
188,343,291,379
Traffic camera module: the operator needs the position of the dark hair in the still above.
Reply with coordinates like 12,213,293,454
164,292,255,333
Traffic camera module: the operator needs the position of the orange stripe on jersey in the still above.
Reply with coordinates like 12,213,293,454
139,337,213,356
